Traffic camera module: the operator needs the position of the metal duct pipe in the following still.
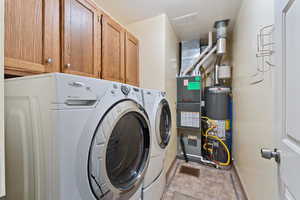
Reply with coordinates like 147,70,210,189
214,56,222,85
214,19,230,55
213,19,230,85
217,38,226,55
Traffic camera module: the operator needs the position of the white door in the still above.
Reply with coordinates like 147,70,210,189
270,0,300,199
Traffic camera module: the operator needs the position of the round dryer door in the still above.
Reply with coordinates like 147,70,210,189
88,101,150,200
155,99,172,149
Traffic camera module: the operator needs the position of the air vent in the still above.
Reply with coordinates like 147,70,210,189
179,165,200,177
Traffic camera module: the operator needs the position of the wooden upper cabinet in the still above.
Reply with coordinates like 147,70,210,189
62,0,101,77
102,15,125,83
5,0,60,75
125,32,139,86
4,0,139,81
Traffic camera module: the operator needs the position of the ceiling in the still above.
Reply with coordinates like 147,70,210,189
95,0,242,41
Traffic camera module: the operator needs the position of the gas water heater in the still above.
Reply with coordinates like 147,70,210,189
203,86,231,165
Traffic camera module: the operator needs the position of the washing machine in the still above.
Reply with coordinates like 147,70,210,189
5,73,151,200
142,89,172,200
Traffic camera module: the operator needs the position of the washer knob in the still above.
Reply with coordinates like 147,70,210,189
121,85,130,95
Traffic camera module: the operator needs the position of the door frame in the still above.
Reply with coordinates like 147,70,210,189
273,0,296,198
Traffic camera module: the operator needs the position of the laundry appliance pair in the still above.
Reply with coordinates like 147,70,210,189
5,73,171,200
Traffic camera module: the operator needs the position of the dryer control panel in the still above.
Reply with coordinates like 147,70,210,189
120,85,143,104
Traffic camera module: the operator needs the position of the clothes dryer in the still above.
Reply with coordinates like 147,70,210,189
142,89,172,200
5,73,150,200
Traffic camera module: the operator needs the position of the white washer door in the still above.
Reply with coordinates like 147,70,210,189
155,99,172,149
88,100,150,200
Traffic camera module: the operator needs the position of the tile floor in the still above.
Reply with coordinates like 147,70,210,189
162,160,247,200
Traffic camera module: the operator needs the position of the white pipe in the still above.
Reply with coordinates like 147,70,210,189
204,63,215,74
193,45,217,76
181,153,217,166
181,32,213,76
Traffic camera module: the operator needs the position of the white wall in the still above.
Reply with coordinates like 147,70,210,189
164,16,179,170
232,0,278,199
127,15,166,90
0,0,5,197
127,14,179,170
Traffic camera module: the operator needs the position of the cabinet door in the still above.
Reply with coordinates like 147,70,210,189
125,32,139,86
63,0,101,77
5,0,60,76
102,15,125,83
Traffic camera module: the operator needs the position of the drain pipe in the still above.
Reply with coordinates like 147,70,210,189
213,19,229,86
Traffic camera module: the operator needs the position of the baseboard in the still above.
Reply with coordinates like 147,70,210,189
232,163,249,200
166,158,177,182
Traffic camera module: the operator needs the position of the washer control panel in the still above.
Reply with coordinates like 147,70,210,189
121,85,131,95
133,87,140,92
108,83,143,105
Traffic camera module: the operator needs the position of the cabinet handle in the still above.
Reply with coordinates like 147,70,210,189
46,58,53,64
65,63,71,69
